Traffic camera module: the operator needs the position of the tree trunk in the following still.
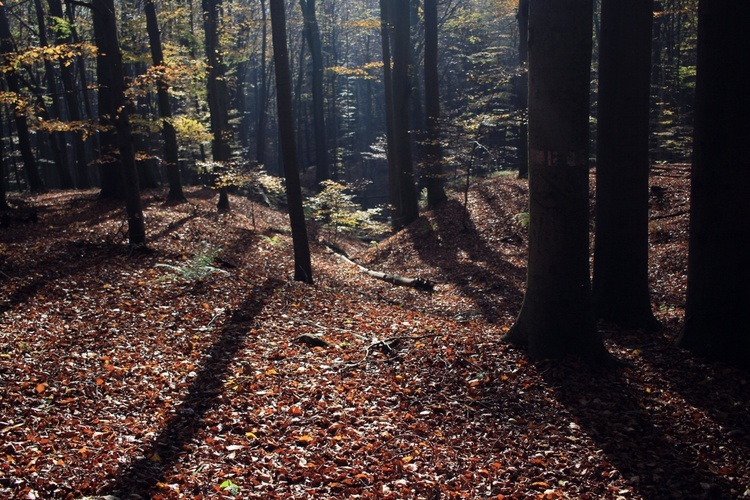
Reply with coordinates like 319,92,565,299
270,0,313,284
34,0,74,189
504,0,610,364
516,0,529,179
422,0,446,209
256,0,270,167
92,0,146,245
48,0,90,188
202,0,231,211
379,0,398,224
0,5,46,193
145,0,187,203
299,0,330,187
592,0,660,331
390,0,419,230
676,0,750,362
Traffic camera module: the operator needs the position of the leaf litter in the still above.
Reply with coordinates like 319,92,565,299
1,171,749,499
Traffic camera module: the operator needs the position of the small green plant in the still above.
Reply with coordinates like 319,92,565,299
219,479,240,495
513,212,529,229
156,243,229,282
307,180,388,245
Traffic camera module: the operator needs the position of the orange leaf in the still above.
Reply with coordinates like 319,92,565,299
35,383,46,394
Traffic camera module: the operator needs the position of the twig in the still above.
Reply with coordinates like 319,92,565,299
341,333,442,372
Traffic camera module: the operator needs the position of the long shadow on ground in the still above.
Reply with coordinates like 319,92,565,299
408,198,525,322
104,278,282,497
541,361,740,499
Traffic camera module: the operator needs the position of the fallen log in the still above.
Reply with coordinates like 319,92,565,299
329,247,435,292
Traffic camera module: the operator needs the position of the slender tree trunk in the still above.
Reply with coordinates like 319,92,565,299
0,5,45,193
92,0,146,245
676,0,750,362
269,0,313,284
202,0,230,211
256,0,270,167
504,0,611,364
145,0,187,203
379,0,397,223
390,0,419,230
299,0,329,186
0,107,8,209
48,0,90,188
592,0,659,330
516,0,529,179
34,0,74,189
423,0,446,209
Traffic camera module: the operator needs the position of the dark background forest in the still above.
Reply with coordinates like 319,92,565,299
2,0,750,498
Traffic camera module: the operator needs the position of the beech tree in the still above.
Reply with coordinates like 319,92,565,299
202,0,230,211
93,0,145,245
676,0,750,362
145,0,187,203
422,0,446,209
270,0,313,284
592,0,660,331
299,0,330,185
0,4,46,193
504,0,610,363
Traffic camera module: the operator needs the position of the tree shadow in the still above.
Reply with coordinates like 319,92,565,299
104,278,282,497
406,197,526,322
539,361,741,498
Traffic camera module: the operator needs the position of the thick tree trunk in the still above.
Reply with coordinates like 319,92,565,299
0,5,46,193
592,0,659,331
202,0,231,212
515,0,529,179
676,0,750,362
256,0,270,167
505,0,610,364
422,0,446,209
299,0,330,186
270,0,313,284
145,0,187,203
92,0,146,245
390,0,419,230
379,0,398,224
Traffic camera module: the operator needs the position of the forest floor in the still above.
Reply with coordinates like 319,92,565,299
2,166,750,500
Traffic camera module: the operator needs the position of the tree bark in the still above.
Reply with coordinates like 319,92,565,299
592,0,659,331
256,0,270,167
270,0,313,284
145,0,187,203
92,0,146,245
34,0,74,189
48,0,90,188
379,0,398,222
515,0,529,179
299,0,330,186
422,0,446,209
0,5,46,193
202,0,231,211
390,0,419,230
505,0,611,364
676,0,750,362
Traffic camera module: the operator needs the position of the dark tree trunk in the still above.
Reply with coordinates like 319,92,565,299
676,0,750,362
379,0,398,223
48,0,90,188
92,0,146,245
202,0,231,211
592,0,660,331
270,0,313,284
0,111,7,210
34,0,74,189
145,0,187,203
299,0,329,186
0,5,46,193
256,0,270,167
516,0,529,179
390,0,419,230
504,0,610,364
422,0,446,209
